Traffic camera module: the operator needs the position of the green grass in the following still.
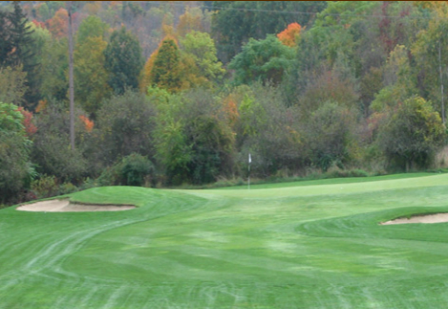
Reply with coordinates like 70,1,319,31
2,173,448,308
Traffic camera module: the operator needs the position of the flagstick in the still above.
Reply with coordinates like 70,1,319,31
248,163,250,190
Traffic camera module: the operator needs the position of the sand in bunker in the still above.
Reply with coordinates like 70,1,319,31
382,213,448,225
16,199,135,212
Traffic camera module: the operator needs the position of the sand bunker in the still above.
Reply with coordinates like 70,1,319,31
16,199,135,212
381,213,448,225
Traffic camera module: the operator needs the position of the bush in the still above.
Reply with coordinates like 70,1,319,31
31,174,58,199
31,174,79,200
98,153,155,187
326,166,369,178
0,132,33,204
121,153,155,186
58,182,78,195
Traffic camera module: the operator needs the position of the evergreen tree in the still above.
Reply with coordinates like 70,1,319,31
0,10,13,65
0,2,40,110
7,2,35,67
104,27,144,94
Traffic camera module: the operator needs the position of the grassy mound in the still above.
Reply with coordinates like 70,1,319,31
2,174,448,308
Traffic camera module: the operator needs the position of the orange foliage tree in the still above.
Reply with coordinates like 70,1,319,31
277,22,301,47
79,115,94,132
46,8,68,38
221,94,240,129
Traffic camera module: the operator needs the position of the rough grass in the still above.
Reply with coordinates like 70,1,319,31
2,173,448,308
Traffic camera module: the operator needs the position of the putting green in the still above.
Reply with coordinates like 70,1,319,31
2,173,448,308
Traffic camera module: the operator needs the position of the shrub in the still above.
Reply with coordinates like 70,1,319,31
326,166,369,178
58,182,78,195
31,174,58,199
121,153,155,186
98,153,155,187
0,132,33,203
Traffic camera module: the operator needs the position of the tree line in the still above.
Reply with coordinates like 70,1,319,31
1,1,447,205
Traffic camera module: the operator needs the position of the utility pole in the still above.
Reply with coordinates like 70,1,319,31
68,1,75,150
439,41,445,124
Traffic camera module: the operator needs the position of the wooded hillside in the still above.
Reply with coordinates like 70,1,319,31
1,1,448,204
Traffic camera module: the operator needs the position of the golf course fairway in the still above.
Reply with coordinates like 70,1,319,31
2,173,448,308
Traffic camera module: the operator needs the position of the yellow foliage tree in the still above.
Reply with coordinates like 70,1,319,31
140,35,178,93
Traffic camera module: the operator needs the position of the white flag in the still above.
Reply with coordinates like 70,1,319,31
248,153,252,164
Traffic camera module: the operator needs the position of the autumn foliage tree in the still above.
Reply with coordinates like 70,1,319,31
149,37,183,93
46,8,68,39
17,107,37,136
140,35,178,93
140,50,158,93
277,23,301,47
79,115,94,132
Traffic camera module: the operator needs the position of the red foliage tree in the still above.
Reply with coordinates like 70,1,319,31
32,19,46,29
17,107,37,136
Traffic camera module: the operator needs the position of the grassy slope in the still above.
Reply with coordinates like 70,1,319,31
2,174,448,308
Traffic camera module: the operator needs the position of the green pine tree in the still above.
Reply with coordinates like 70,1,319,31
104,27,144,94
0,3,40,110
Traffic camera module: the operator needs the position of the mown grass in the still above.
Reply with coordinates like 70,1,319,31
2,173,448,308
